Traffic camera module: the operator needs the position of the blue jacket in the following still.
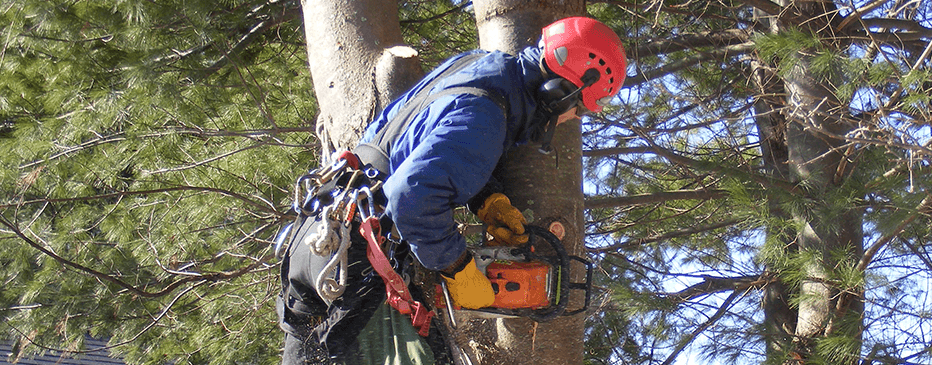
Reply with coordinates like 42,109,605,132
358,47,546,271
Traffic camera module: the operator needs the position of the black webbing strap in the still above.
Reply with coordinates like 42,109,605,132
354,53,508,174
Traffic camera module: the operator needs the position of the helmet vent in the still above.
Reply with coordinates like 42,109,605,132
606,68,612,75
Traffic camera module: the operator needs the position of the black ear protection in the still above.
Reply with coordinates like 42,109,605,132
531,69,601,154
537,78,581,115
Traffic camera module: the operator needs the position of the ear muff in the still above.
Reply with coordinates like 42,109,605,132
531,70,601,154
536,68,601,115
536,78,579,115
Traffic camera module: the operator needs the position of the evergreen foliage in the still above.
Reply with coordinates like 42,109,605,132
3,0,932,364
1,0,314,363
583,1,932,364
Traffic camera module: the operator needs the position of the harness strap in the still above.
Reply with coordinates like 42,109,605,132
359,216,434,337
354,53,508,173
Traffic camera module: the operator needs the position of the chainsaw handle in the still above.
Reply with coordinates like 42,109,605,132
523,225,569,323
562,255,593,316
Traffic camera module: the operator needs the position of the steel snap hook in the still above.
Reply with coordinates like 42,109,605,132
356,186,377,220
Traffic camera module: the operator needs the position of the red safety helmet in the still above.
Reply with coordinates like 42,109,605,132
541,17,627,113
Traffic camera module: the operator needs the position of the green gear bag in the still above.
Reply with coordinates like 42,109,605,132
357,303,436,365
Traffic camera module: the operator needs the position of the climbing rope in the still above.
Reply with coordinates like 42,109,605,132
313,212,353,305
304,205,342,256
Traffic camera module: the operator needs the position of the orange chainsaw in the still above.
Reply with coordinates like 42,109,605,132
438,225,592,322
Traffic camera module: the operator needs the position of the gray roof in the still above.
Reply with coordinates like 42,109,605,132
0,337,125,365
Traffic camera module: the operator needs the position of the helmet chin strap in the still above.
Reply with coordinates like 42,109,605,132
537,114,560,154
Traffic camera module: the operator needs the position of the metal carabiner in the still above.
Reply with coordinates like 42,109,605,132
355,186,378,221
273,222,294,258
293,172,322,215
342,188,362,227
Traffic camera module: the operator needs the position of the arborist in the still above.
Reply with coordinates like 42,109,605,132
277,16,627,364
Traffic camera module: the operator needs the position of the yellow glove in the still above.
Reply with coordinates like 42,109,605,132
476,193,528,246
441,257,495,309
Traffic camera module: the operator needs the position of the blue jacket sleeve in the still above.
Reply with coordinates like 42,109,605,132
382,95,507,271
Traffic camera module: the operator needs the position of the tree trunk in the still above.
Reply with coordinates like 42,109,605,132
301,0,422,158
750,9,798,362
450,1,589,365
776,1,864,363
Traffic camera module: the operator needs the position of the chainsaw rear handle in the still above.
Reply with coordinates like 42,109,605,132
524,226,594,320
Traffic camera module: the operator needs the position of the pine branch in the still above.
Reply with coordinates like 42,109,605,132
666,274,773,302
1,213,273,299
857,194,932,273
583,146,654,158
586,189,729,210
19,132,127,169
192,0,301,81
629,127,801,195
594,0,740,23
19,127,314,170
7,284,198,356
400,0,472,25
632,29,751,59
732,0,782,16
626,42,756,88
588,219,741,252
1,185,280,215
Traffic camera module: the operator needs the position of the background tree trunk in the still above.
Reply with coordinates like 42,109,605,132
775,1,865,362
450,1,589,365
750,8,798,362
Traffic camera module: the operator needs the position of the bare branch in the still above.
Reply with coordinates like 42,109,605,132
660,290,742,365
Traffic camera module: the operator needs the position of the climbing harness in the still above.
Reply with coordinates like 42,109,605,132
278,150,434,336
353,53,507,173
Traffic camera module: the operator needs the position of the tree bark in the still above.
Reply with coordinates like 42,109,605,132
451,1,588,365
301,0,422,157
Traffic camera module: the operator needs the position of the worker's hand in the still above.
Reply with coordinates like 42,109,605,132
476,193,528,246
441,256,495,309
